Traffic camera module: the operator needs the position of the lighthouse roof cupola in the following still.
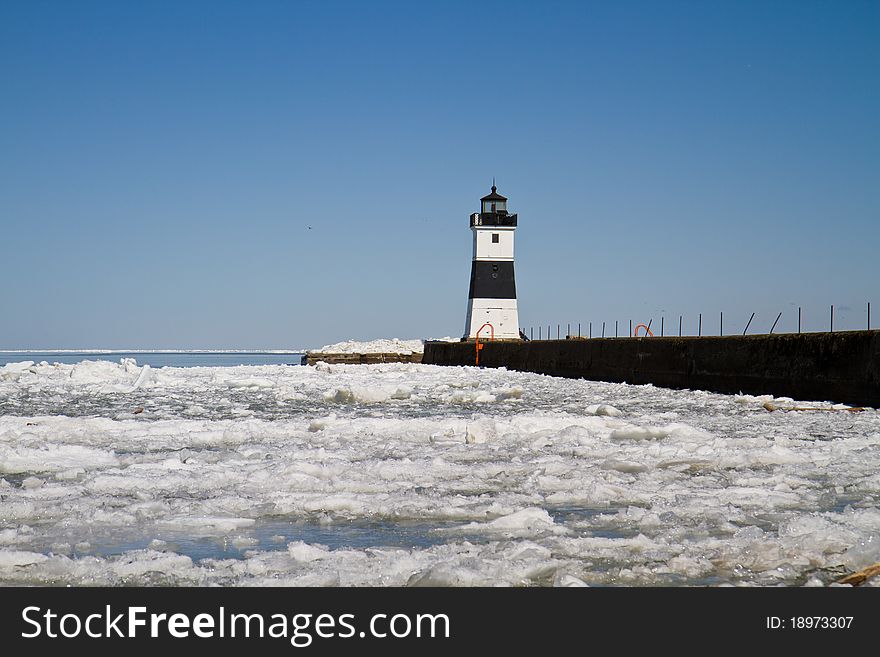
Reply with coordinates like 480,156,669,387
471,183,517,227
481,185,507,214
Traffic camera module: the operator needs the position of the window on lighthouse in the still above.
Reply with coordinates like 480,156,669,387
492,234,499,243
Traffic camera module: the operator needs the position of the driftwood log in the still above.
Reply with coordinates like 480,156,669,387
836,562,880,586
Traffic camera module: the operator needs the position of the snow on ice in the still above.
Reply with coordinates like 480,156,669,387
0,357,878,586
310,338,425,354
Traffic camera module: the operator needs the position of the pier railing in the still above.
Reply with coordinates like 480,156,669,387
523,302,873,340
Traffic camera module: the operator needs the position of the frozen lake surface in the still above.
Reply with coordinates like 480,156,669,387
1,357,878,586
0,351,304,368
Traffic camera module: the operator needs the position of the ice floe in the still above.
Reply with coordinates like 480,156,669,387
0,357,878,586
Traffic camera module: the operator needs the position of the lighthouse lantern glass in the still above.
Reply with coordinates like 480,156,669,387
482,199,506,213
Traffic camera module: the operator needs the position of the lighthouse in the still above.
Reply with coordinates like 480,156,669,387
463,183,521,340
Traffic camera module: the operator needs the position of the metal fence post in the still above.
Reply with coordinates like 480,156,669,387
679,315,682,337
661,316,664,337
615,320,618,338
770,312,781,335
798,307,801,334
698,313,702,337
830,305,833,333
720,311,723,336
629,319,632,337
602,321,605,338
743,312,755,335
589,322,592,339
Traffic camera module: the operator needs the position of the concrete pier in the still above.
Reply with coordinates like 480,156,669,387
423,331,880,407
303,352,422,366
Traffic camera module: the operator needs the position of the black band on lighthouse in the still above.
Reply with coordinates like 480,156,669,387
468,261,517,299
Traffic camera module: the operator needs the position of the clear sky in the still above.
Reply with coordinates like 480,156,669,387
1,0,877,349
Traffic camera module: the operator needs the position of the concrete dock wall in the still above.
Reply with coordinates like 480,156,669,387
423,331,880,407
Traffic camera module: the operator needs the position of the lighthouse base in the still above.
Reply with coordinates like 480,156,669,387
464,298,520,340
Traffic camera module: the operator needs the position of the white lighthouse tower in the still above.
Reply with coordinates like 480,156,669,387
463,183,521,340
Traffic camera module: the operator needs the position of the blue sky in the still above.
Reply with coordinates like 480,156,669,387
1,0,877,348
